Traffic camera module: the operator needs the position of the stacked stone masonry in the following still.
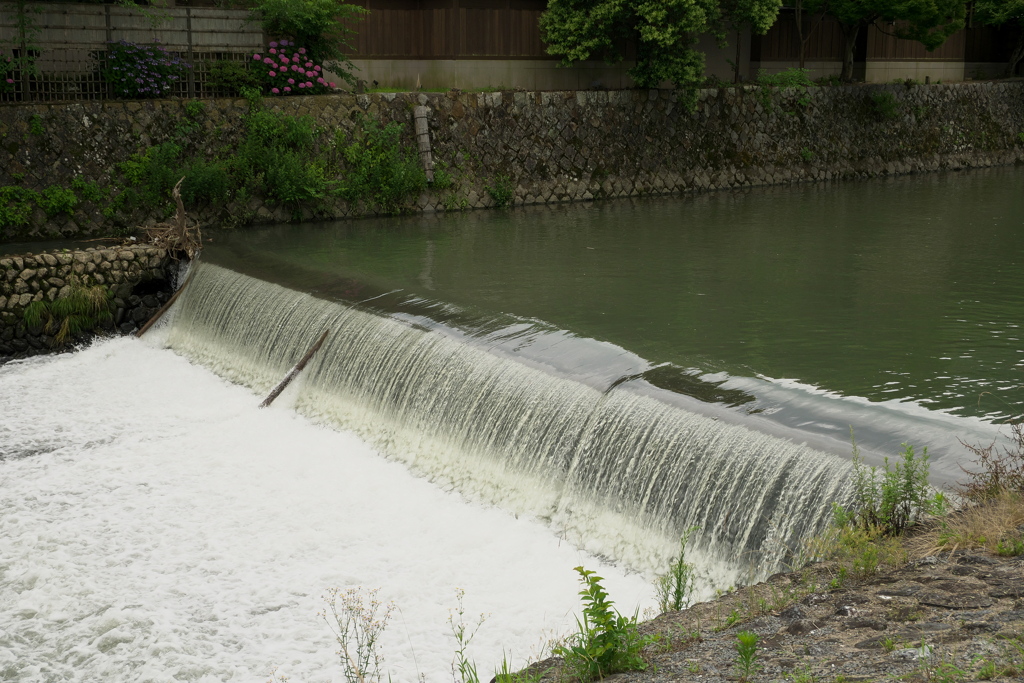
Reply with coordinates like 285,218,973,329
0,246,175,360
0,81,1022,238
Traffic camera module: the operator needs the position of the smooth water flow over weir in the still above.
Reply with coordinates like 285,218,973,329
166,262,854,579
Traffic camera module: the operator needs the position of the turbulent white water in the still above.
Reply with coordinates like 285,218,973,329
0,338,652,682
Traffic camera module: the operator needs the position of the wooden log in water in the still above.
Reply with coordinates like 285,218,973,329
259,330,330,408
135,269,196,338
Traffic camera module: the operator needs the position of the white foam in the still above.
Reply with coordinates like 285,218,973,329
0,338,652,682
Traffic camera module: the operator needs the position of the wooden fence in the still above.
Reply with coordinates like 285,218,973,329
0,2,262,102
345,0,547,59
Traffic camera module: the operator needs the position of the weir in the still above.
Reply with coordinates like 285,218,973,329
165,262,854,584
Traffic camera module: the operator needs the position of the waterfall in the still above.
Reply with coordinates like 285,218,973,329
165,262,853,586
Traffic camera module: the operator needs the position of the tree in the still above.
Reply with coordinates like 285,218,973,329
718,0,784,81
803,0,968,81
974,0,1024,76
792,0,831,69
540,0,718,90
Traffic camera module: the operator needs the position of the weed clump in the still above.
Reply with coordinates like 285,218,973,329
554,566,654,682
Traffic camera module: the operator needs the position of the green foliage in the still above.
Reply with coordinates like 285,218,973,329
0,186,38,228
485,174,515,208
969,0,1024,75
38,186,78,215
1018,132,1024,145
540,0,781,91
756,67,815,110
23,281,113,346
252,0,366,82
336,116,427,214
799,147,815,161
71,177,107,203
870,91,901,120
119,141,185,211
734,631,760,681
836,433,942,535
183,99,205,119
28,113,43,137
655,526,699,613
180,159,231,206
206,59,260,96
553,566,653,682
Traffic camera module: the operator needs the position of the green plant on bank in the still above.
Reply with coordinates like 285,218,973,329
0,179,95,230
28,113,43,137
449,587,486,683
336,115,428,214
485,174,515,208
870,91,901,120
493,655,548,683
553,566,654,682
734,631,760,682
1018,132,1024,144
71,176,107,203
756,67,815,109
786,664,818,682
321,586,393,683
799,147,815,161
655,526,699,613
22,280,113,347
206,59,261,96
836,433,944,536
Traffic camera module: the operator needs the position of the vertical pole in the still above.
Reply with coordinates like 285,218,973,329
104,4,113,99
186,7,195,98
17,0,29,100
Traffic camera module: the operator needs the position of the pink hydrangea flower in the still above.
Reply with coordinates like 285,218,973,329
253,53,261,60
269,48,277,54
268,71,276,77
287,78,294,84
314,65,321,72
298,47,306,54
280,39,289,46
329,82,335,88
278,65,286,71
316,77,325,84
5,78,13,84
271,87,280,94
283,86,291,92
305,61,313,68
269,41,278,48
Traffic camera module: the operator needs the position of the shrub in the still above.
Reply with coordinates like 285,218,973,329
206,59,260,96
234,107,330,207
71,177,107,203
835,434,944,536
252,0,365,83
870,91,900,120
486,174,515,208
252,39,336,96
553,566,653,682
337,116,427,214
37,186,78,215
180,159,231,206
959,422,1024,502
756,67,815,89
0,186,38,228
103,40,191,99
655,526,699,613
119,142,185,210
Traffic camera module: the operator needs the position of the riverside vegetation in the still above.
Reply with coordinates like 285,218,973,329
309,423,1024,682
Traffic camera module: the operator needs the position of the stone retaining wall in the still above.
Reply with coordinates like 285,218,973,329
0,245,175,360
0,81,1022,239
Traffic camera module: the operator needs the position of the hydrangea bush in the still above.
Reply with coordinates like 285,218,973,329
103,40,191,99
252,40,336,96
1,54,15,91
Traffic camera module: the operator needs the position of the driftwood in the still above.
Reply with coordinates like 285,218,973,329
259,330,330,408
143,177,203,259
135,269,196,338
